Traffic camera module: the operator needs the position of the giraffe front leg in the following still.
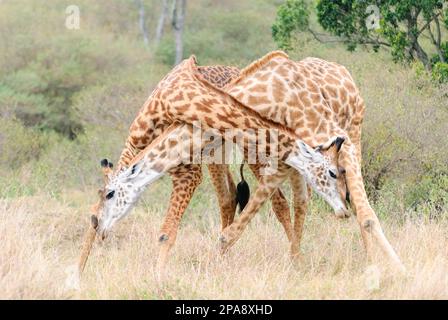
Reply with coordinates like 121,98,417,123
156,165,203,274
219,164,292,253
207,164,237,230
340,144,405,272
249,163,294,243
289,172,309,260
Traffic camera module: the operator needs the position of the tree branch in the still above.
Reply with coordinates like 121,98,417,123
417,11,442,36
307,28,346,43
155,0,169,44
136,0,149,46
308,28,391,48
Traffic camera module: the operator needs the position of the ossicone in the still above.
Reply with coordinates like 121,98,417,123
100,159,113,168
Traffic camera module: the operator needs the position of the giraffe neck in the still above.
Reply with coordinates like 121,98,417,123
117,65,242,171
122,123,194,189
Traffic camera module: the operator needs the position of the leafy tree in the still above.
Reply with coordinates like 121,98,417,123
272,0,310,51
316,0,448,71
272,0,448,77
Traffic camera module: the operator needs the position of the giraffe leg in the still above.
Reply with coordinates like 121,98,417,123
219,163,293,253
156,164,203,273
207,164,237,230
248,163,294,243
289,173,309,259
340,143,405,272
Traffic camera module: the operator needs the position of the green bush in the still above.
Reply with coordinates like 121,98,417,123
406,166,448,219
272,0,309,51
0,118,52,170
432,62,448,83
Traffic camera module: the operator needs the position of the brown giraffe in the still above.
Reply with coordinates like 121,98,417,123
82,56,349,273
77,64,346,274
109,65,304,270
221,51,404,270
114,63,348,262
81,119,346,274
118,57,351,257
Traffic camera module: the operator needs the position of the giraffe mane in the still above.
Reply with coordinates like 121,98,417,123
225,50,289,87
183,55,298,139
125,122,183,168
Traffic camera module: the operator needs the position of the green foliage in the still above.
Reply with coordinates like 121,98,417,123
316,0,447,77
406,166,448,219
0,118,50,170
272,0,310,51
0,0,446,220
432,62,448,82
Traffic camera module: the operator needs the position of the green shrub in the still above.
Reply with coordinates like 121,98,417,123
0,118,52,170
406,166,448,219
432,62,448,83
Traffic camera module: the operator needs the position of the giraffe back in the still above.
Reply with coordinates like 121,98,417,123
117,64,240,169
224,51,364,147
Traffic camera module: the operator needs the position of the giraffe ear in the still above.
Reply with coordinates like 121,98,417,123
334,137,345,152
316,136,346,153
297,140,319,160
125,161,144,180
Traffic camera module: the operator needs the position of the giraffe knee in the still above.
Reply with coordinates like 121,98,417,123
159,234,169,242
362,219,375,233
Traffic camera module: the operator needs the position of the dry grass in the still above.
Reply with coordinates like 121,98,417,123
1,187,447,300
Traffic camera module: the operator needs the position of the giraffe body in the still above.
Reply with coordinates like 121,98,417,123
223,51,403,270
96,122,345,247
108,58,348,264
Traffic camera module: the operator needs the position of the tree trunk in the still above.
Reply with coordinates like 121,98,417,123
137,0,149,46
155,0,169,44
172,0,186,65
406,12,430,70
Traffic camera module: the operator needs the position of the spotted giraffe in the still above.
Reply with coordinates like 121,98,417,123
118,57,349,251
84,121,345,274
108,65,305,270
85,56,348,273
222,51,403,270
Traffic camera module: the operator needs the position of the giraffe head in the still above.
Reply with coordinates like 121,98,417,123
315,137,350,210
93,158,162,240
286,136,350,218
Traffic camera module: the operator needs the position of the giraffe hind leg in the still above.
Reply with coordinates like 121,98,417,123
207,164,237,230
220,164,292,253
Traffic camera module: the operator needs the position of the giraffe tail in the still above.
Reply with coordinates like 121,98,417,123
236,163,250,214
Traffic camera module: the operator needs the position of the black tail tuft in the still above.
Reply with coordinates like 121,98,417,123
236,163,250,213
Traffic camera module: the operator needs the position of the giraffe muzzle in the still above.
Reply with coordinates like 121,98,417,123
334,207,351,218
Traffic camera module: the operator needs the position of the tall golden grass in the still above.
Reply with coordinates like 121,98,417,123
1,189,447,299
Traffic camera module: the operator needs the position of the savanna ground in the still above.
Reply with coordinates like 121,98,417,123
1,0,447,299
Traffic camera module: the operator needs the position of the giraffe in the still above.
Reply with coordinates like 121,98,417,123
82,55,350,273
220,51,404,270
77,63,348,274
82,121,347,273
113,62,349,261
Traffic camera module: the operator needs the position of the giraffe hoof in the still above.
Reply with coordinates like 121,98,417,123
335,209,351,219
219,235,228,244
159,234,169,242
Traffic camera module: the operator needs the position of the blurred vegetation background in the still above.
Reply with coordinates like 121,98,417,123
0,0,447,220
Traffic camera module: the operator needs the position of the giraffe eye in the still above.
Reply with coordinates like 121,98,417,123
329,170,337,179
106,190,115,200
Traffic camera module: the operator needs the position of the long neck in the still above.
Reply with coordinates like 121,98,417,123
128,123,194,189
165,77,302,163
117,98,170,170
